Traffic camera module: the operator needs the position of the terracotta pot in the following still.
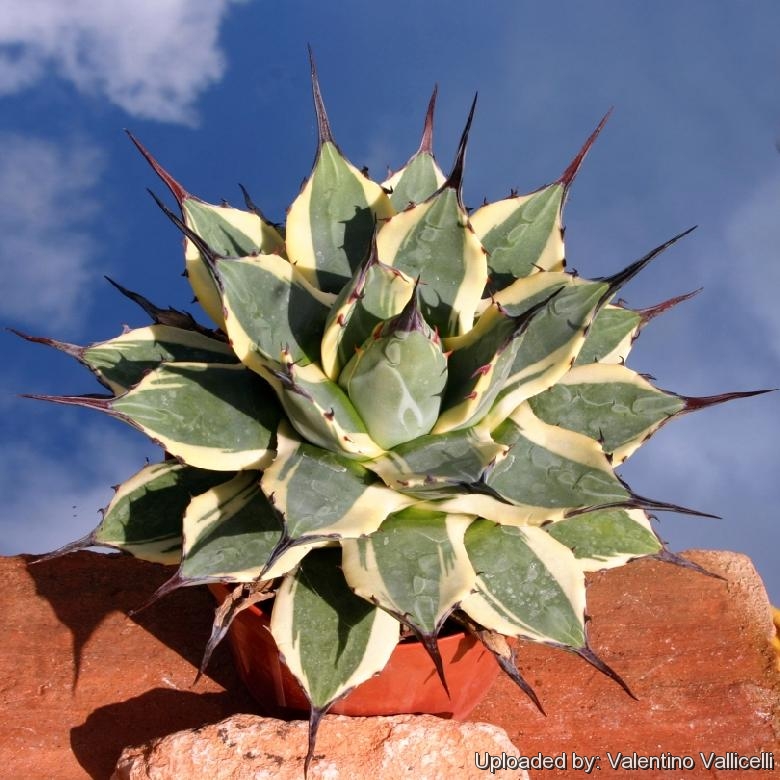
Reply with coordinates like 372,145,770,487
209,583,500,719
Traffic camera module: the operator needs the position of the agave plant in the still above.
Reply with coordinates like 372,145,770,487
18,55,768,772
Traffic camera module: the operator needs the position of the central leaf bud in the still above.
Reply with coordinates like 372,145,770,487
339,288,448,449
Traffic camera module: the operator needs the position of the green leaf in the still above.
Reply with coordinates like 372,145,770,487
320,242,414,381
528,364,686,463
574,304,642,366
376,187,487,337
216,253,330,373
436,303,526,433
469,113,609,292
385,152,446,210
261,423,413,541
341,506,476,636
479,235,689,431
366,427,504,495
82,325,237,393
545,508,661,571
11,325,236,397
177,471,313,583
110,363,281,470
482,277,609,430
576,289,703,366
95,461,227,563
486,403,628,517
286,142,395,293
269,360,384,460
184,199,285,329
183,199,284,258
415,492,553,528
382,86,446,209
470,184,565,287
435,291,557,433
270,547,400,709
127,132,284,331
461,519,586,646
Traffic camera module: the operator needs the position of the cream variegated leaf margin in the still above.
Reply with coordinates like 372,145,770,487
434,290,559,434
466,271,567,338
366,427,504,494
546,507,661,572
434,302,523,433
577,290,703,366
182,199,285,330
461,520,586,647
381,85,444,209
94,461,228,564
261,422,415,540
268,361,384,460
376,188,487,338
420,493,557,527
472,267,573,319
287,142,395,294
575,304,642,366
179,472,319,582
469,183,565,286
528,363,685,464
341,507,476,635
270,548,400,709
485,402,629,513
439,271,574,433
478,278,610,431
83,324,236,394
216,253,331,373
111,362,281,470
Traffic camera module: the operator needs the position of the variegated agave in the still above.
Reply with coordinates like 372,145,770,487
19,55,767,771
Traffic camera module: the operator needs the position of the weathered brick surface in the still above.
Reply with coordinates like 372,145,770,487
1,552,256,780
1,550,777,779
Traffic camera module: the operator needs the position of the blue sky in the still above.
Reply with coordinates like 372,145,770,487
2,2,779,600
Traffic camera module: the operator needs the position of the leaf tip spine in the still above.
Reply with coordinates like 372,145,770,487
576,643,637,701
682,387,776,413
600,226,698,300
417,83,439,155
559,108,613,191
441,93,478,201
125,130,189,205
637,287,704,325
307,45,335,150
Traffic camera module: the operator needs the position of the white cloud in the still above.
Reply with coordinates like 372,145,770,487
0,0,242,124
0,134,103,333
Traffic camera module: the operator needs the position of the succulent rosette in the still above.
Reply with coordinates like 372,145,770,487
18,55,767,770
